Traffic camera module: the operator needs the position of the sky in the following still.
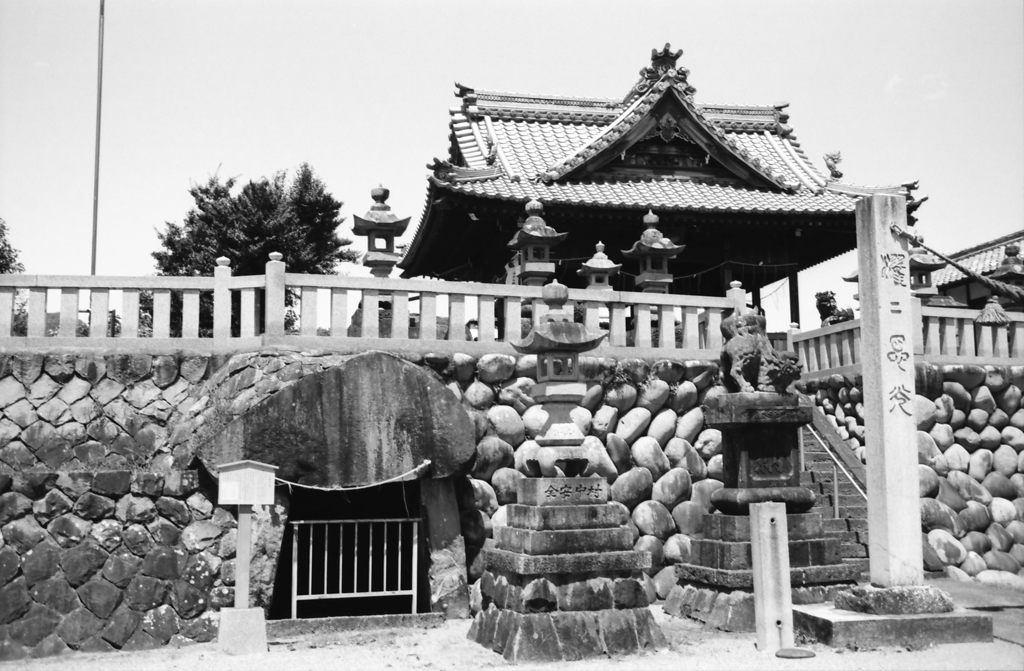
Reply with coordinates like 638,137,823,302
1,0,1022,331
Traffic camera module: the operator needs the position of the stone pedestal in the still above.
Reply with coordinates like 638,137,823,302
468,477,666,662
217,607,268,655
704,392,816,514
665,511,858,632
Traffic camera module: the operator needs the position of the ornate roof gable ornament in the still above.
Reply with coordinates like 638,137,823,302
626,43,696,105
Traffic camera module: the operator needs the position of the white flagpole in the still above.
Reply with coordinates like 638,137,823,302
90,0,105,275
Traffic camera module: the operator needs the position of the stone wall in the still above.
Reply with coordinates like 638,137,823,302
0,347,731,658
0,468,245,659
416,353,727,606
801,364,1024,588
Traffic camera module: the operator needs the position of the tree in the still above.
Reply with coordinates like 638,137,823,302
154,163,359,276
0,217,24,274
153,164,359,335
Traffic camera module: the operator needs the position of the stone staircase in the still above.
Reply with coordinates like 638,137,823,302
800,422,870,577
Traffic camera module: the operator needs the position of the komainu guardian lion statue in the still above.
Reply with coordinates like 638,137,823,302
720,311,802,394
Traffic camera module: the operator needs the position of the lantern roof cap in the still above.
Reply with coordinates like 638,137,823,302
621,210,685,259
512,280,606,353
507,200,568,250
352,184,411,235
578,242,622,276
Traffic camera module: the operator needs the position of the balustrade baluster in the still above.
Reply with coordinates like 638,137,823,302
681,307,698,350
301,287,319,337
635,304,652,348
60,289,79,337
181,290,199,339
609,303,626,347
448,294,466,341
91,289,110,338
331,288,348,337
28,288,46,337
961,318,976,357
241,288,256,337
658,305,675,349
392,291,409,339
152,289,171,338
362,290,379,338
0,287,13,337
121,289,140,338
503,296,521,342
478,296,495,342
705,309,723,351
420,293,437,340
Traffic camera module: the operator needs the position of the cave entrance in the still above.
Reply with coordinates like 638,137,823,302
268,480,427,619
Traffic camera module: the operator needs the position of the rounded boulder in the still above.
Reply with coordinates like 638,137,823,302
632,501,675,541
652,468,692,510
631,437,670,481
610,467,654,512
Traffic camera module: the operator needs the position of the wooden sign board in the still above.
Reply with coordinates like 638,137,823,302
218,460,277,506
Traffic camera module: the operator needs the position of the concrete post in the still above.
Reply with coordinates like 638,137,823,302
750,502,794,652
855,194,923,587
213,257,231,345
786,321,800,353
265,252,286,338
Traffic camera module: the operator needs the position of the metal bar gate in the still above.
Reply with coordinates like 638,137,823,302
290,517,419,619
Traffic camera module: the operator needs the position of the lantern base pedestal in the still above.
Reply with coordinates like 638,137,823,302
217,607,268,656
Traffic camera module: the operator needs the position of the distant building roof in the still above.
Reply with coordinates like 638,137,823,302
933,230,1024,288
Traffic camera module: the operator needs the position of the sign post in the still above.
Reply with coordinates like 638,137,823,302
855,194,923,587
217,460,277,655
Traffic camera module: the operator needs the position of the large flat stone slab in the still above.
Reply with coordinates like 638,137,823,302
495,526,633,555
486,548,650,575
793,602,992,648
517,477,608,506
675,561,859,588
506,503,623,531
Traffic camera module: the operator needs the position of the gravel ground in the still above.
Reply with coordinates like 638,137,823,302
10,608,1024,671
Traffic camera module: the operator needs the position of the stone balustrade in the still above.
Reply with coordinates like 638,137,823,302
789,305,1024,377
0,257,746,359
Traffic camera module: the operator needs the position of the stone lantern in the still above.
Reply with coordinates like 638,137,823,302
352,185,411,278
513,280,606,455
470,279,666,662
577,242,621,291
842,236,957,306
987,242,1024,309
621,210,684,293
506,200,567,286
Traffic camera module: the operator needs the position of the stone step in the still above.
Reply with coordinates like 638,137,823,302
494,526,634,556
822,518,851,533
842,557,870,574
825,529,868,544
840,542,869,558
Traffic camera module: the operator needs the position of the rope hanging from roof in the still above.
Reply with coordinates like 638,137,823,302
889,225,1024,302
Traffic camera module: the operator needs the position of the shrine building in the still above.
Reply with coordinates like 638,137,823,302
399,44,924,325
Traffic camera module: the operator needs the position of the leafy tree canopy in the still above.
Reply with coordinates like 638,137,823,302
153,163,359,276
0,217,24,274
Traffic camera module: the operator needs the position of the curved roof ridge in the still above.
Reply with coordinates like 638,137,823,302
468,88,623,109
539,77,798,191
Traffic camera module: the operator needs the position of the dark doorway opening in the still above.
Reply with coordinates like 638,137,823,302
268,479,428,619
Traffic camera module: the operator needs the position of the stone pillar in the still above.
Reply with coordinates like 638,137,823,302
213,257,232,346
855,194,922,587
264,252,286,338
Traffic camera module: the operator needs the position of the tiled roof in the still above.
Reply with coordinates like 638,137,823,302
406,45,915,268
933,231,1024,287
434,71,907,216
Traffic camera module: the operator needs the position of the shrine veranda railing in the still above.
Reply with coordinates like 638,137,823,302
789,304,1024,378
0,258,744,359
